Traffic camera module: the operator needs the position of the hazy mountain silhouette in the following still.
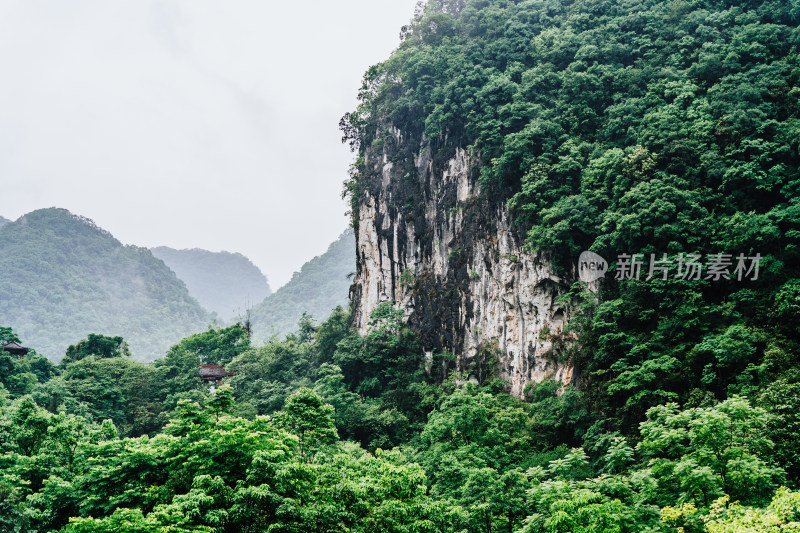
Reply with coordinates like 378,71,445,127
0,208,213,361
151,247,271,321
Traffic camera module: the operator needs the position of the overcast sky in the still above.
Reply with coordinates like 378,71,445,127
0,0,419,288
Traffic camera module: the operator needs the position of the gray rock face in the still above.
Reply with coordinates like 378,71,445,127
352,135,576,397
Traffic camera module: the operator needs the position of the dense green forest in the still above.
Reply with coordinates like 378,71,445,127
2,298,799,532
248,230,354,340
1,0,799,531
0,209,213,361
342,0,800,469
150,247,272,321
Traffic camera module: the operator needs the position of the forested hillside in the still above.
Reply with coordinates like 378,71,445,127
0,209,213,361
2,298,799,532
0,0,799,531
249,229,354,340
344,0,800,425
151,247,271,321
0,216,9,228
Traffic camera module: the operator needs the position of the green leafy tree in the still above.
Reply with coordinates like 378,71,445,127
759,379,800,487
0,479,27,533
601,437,634,475
164,323,250,367
9,396,51,456
0,327,21,345
205,384,234,421
64,507,212,533
701,488,800,533
62,334,131,366
313,305,351,366
227,334,312,415
277,388,337,460
637,396,783,507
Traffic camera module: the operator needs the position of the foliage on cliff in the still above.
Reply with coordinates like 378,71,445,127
343,0,800,447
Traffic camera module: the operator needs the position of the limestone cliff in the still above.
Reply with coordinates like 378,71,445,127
351,132,576,397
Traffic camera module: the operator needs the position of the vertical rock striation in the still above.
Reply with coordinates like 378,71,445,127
351,133,576,397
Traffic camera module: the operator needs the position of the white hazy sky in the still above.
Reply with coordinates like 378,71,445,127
0,0,419,288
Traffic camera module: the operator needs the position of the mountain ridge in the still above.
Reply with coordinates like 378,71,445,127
249,229,354,339
151,246,271,321
0,208,213,361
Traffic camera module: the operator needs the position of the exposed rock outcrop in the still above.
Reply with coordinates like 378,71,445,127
351,133,576,397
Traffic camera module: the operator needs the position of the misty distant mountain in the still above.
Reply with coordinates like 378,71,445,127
0,216,9,228
250,229,354,339
151,247,271,321
0,208,213,361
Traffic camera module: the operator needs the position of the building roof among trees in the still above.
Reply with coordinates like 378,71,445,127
198,364,233,381
2,341,29,356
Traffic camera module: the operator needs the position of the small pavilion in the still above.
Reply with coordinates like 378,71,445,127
198,364,234,386
2,341,29,358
